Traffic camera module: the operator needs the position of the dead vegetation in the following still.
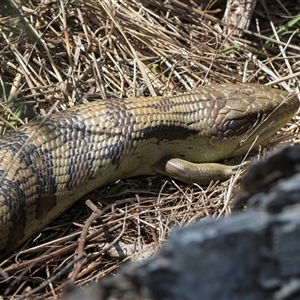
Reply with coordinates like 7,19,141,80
0,0,299,298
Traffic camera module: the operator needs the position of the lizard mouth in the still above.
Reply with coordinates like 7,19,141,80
241,98,298,148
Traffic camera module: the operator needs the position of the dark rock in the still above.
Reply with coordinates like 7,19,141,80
62,145,300,300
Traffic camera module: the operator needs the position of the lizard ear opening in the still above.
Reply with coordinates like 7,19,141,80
212,116,257,139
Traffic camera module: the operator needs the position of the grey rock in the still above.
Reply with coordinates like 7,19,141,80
63,146,300,300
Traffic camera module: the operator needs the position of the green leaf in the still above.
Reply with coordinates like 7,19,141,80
7,104,24,129
103,182,127,203
264,15,300,48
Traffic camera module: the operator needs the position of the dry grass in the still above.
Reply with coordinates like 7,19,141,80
0,0,299,298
